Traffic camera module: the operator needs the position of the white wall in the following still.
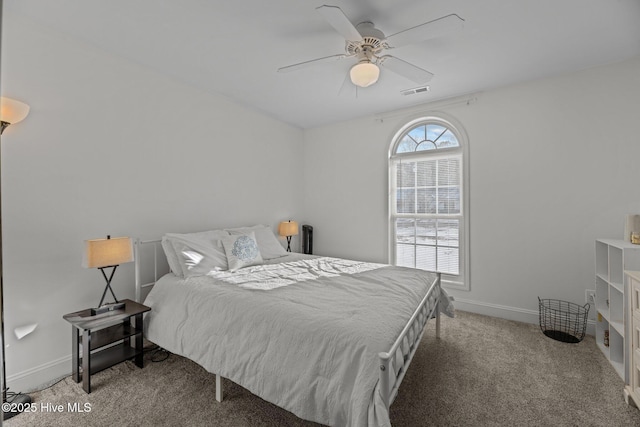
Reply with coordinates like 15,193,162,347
303,56,640,323
3,6,640,392
1,13,303,390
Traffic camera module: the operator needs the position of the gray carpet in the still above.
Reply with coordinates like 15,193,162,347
6,311,640,426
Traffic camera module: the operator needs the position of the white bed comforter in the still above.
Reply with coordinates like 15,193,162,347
143,255,443,427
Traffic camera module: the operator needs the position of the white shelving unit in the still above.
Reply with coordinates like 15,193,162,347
595,239,640,382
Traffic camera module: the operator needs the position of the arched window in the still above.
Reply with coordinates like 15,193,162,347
389,115,469,290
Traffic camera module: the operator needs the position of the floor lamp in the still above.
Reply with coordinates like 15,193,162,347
0,96,31,421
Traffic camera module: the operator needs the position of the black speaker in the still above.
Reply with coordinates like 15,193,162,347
302,225,313,255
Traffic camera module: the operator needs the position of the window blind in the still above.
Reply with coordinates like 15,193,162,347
391,154,462,275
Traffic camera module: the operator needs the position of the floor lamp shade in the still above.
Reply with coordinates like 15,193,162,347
83,237,134,268
0,97,30,134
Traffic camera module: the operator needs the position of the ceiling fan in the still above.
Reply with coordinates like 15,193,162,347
278,5,464,89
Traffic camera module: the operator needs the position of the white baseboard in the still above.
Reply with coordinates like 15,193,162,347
6,354,71,393
453,298,596,336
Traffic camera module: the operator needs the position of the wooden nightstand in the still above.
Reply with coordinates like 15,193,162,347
63,299,150,393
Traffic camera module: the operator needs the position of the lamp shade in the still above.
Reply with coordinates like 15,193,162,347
0,97,30,125
278,221,299,237
82,236,134,268
350,62,380,88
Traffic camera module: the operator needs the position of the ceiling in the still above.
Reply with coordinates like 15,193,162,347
4,0,640,129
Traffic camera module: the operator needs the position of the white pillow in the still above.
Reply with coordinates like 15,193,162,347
165,230,230,277
221,231,263,272
173,241,226,278
161,237,182,276
226,225,287,259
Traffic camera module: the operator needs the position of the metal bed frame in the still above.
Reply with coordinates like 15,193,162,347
134,238,442,414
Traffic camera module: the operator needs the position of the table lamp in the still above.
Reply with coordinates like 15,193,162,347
278,220,299,252
82,235,134,315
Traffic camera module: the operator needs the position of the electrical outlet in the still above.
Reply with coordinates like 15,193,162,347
585,290,596,305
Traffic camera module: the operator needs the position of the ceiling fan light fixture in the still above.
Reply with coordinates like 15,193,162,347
350,61,380,88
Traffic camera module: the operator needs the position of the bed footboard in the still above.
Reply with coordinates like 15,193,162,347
377,272,442,409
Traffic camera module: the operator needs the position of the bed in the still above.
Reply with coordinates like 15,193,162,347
134,225,452,426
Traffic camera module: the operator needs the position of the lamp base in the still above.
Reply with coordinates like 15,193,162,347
3,392,32,420
90,301,126,316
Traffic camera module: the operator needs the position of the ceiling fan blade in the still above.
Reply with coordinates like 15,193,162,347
316,5,362,42
385,14,464,48
277,54,350,73
379,56,434,84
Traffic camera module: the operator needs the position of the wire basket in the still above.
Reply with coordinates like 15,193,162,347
538,297,590,343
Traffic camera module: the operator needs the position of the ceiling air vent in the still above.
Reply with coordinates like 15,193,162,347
401,86,430,96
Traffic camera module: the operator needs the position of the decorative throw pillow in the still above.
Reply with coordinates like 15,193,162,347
222,232,263,272
225,224,288,259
